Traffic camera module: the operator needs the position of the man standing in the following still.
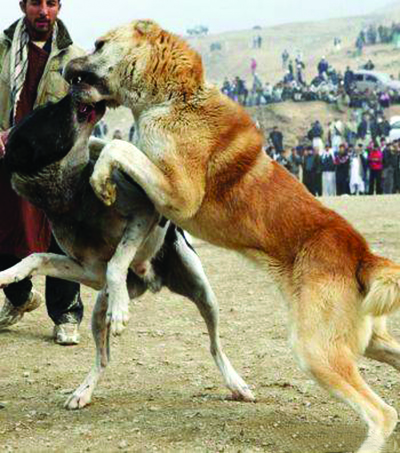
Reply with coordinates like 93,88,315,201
382,142,397,194
288,147,302,179
269,126,284,154
317,57,329,78
320,145,336,196
0,0,85,344
368,142,383,195
302,147,316,195
281,49,289,70
307,120,324,151
335,144,350,195
344,66,354,95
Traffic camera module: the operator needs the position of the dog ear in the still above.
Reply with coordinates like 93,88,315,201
134,20,160,37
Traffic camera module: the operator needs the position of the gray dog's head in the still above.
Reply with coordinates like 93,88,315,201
5,94,106,175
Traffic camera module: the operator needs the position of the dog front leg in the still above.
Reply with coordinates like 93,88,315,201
65,289,110,409
90,140,203,222
105,212,160,336
0,253,105,290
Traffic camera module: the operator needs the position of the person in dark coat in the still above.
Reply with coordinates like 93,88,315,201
317,57,329,78
302,147,318,195
344,67,354,94
382,142,397,194
335,145,350,195
269,126,284,154
378,117,391,138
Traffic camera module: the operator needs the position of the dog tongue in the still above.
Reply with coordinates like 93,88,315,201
87,109,97,123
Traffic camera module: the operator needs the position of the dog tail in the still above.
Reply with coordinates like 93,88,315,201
361,255,400,316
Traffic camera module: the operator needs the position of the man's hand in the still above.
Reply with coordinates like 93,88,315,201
0,130,10,159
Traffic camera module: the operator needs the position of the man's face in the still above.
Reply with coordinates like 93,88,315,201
20,0,61,40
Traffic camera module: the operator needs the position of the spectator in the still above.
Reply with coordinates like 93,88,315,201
382,142,397,194
250,57,257,75
378,117,391,138
393,140,400,192
313,147,322,196
276,148,292,172
318,57,329,78
308,120,324,151
0,0,85,343
330,119,344,151
321,145,336,196
288,60,294,79
378,92,391,109
349,145,366,195
368,141,383,194
269,126,284,154
335,144,350,195
282,49,289,69
356,35,364,56
344,67,354,94
288,147,302,179
302,147,317,195
364,59,375,70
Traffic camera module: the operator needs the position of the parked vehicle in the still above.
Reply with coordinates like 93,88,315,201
389,116,400,142
353,70,400,93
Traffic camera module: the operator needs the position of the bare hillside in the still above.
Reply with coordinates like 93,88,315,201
187,3,400,86
102,3,400,147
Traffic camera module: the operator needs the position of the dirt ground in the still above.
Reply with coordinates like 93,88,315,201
1,195,400,453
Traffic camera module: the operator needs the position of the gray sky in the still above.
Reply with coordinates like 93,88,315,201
1,0,394,49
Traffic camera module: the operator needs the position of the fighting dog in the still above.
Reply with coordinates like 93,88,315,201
64,20,400,452
0,93,254,409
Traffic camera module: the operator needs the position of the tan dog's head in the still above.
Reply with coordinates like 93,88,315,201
65,20,204,109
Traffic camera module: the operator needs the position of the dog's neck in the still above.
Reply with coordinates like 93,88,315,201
11,159,92,215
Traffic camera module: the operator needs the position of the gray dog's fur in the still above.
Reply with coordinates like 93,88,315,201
0,94,253,408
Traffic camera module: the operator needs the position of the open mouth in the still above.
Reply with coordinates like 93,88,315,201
77,101,106,124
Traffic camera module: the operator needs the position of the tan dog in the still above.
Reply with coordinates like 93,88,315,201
65,20,400,452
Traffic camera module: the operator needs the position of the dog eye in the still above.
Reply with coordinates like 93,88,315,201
95,41,105,52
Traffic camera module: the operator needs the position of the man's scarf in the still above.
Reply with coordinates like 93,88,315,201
9,18,58,123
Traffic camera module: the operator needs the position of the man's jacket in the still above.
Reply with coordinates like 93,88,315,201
0,19,85,131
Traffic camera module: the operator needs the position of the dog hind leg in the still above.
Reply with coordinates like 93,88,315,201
65,289,110,409
292,282,397,453
165,231,255,402
365,316,400,372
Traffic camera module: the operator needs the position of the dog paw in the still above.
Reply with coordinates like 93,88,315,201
230,385,256,402
64,388,92,410
0,271,21,288
90,173,117,206
106,306,130,336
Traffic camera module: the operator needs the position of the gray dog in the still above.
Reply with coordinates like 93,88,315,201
0,94,254,409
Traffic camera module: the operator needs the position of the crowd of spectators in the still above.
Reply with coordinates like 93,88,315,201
356,22,400,54
265,111,400,197
220,52,400,112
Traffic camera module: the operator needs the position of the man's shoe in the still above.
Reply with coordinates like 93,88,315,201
53,323,80,345
0,290,43,329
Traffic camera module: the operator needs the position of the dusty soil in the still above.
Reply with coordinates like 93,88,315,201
1,195,400,453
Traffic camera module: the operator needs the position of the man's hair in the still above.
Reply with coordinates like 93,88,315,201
22,0,61,3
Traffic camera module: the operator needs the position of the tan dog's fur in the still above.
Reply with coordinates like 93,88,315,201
66,20,400,452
